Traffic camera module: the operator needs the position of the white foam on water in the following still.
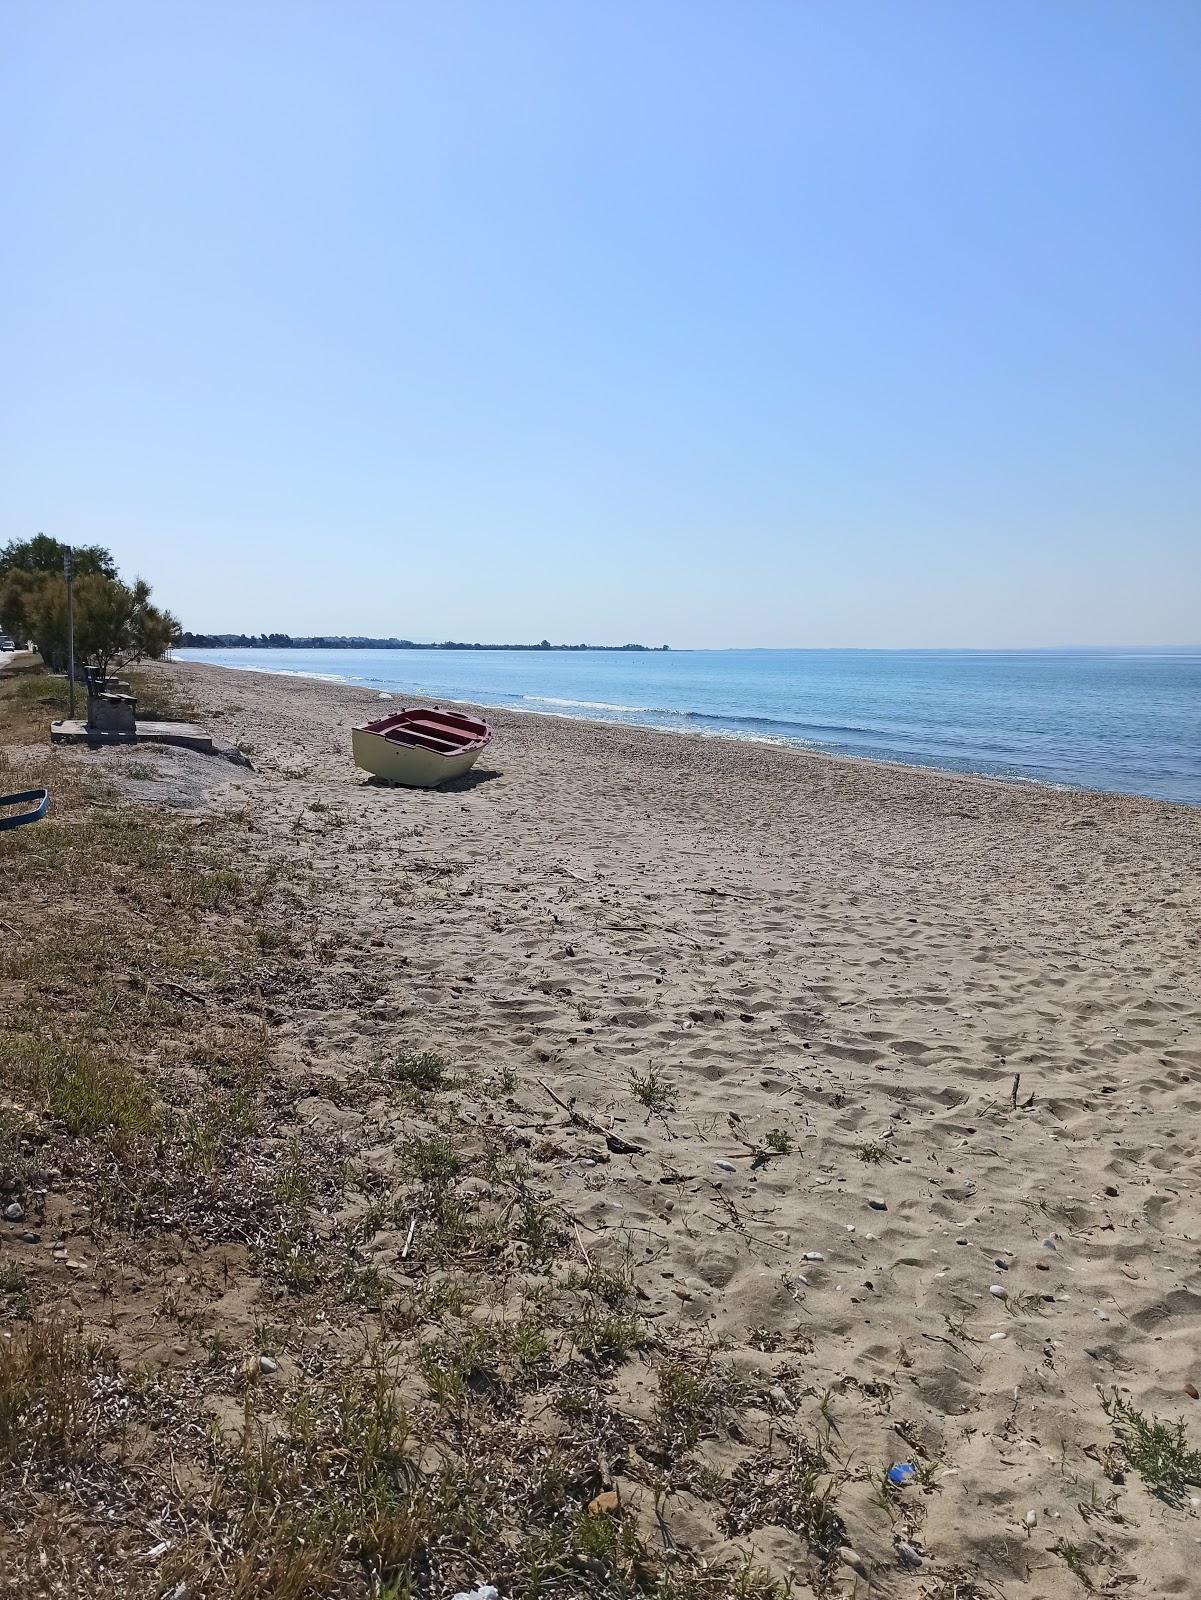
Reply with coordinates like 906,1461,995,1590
525,694,654,713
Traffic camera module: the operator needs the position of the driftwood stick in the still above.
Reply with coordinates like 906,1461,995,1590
540,1079,576,1116
572,1222,592,1268
539,1077,606,1135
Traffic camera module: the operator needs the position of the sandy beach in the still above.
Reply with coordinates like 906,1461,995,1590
174,658,1201,1592
4,653,1201,1597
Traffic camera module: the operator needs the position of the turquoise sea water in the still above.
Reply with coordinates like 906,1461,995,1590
178,647,1201,805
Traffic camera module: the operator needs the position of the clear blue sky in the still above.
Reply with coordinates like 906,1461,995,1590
2,2,1198,647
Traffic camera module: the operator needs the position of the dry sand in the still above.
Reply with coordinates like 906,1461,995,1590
159,657,1201,1593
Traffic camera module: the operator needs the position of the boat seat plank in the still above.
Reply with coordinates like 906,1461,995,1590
386,729,465,752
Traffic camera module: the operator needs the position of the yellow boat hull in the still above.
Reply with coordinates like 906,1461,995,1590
351,724,487,788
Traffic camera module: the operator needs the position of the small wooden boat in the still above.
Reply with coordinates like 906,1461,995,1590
352,706,492,788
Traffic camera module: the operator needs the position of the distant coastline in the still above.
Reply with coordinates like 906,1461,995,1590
180,633,669,652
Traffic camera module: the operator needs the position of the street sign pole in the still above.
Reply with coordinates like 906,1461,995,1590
64,548,76,719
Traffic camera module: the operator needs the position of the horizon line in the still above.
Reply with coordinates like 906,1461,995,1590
175,640,1201,654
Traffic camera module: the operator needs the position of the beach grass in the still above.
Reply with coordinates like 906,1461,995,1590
0,672,812,1596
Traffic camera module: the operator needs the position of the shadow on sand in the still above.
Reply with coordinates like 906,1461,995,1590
361,766,503,794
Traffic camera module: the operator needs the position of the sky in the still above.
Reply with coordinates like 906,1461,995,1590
2,2,1198,648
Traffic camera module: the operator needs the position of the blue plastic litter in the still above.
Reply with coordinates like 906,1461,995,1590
887,1462,917,1486
0,788,49,831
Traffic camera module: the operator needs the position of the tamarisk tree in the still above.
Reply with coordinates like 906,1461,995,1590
0,536,181,676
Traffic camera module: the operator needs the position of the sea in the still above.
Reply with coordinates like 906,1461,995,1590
176,647,1201,806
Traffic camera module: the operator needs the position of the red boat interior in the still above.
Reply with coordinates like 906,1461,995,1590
363,708,490,756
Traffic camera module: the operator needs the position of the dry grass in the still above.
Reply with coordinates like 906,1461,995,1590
0,1033,157,1139
0,662,830,1598
0,658,72,745
0,1320,116,1475
126,662,200,722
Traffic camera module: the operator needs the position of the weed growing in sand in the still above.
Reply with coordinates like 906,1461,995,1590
572,1309,644,1363
856,1140,887,1164
568,1260,636,1308
391,1047,452,1093
273,1139,315,1211
764,1128,793,1155
268,1139,324,1294
1077,1482,1125,1526
522,1501,644,1593
303,798,347,830
1050,1539,1094,1587
225,1353,424,1591
417,1313,550,1407
255,925,300,960
719,1566,789,1600
0,1320,115,1471
385,1276,479,1334
0,1262,27,1295
919,1573,998,1600
403,1134,464,1186
0,1034,158,1141
348,1265,391,1310
1102,1390,1201,1501
654,1360,731,1451
943,1311,978,1344
184,1083,260,1172
172,866,245,910
630,1066,677,1116
513,1191,563,1262
497,1065,517,1095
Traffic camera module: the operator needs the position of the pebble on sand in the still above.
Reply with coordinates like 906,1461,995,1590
4,1202,24,1222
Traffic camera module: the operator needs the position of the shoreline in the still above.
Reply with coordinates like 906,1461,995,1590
172,651,1194,813
8,652,1199,1593
168,654,1201,1593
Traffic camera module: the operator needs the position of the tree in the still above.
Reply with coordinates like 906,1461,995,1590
10,575,59,664
16,572,181,679
0,534,116,581
0,567,50,645
75,575,182,680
